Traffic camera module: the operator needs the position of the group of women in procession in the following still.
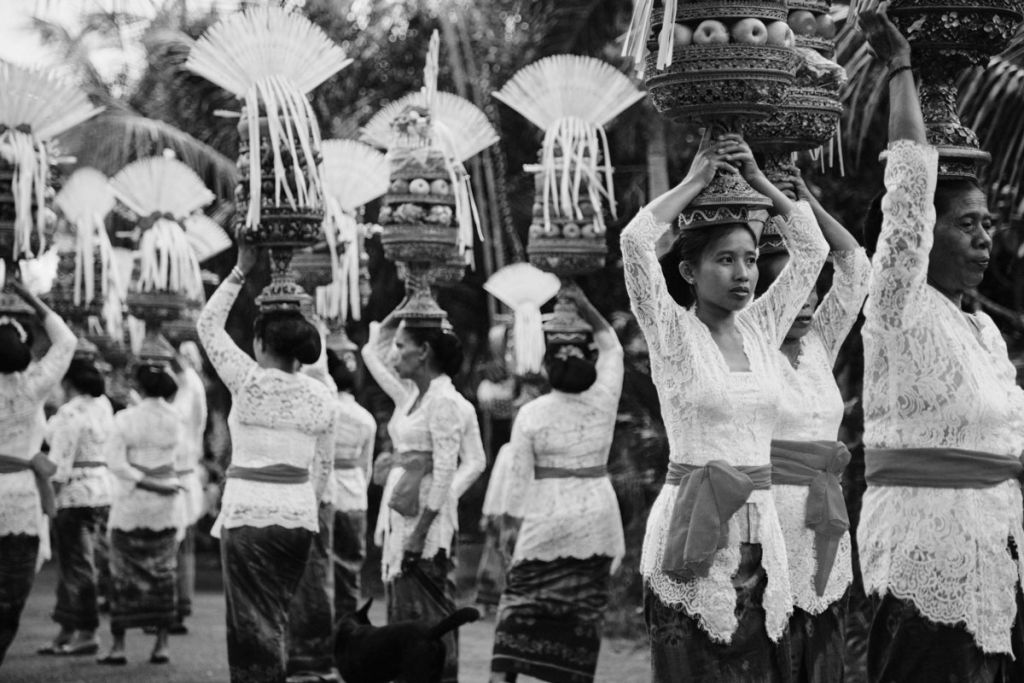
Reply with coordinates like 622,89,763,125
0,6,1021,683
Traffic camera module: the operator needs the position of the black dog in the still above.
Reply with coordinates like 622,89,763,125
335,598,480,683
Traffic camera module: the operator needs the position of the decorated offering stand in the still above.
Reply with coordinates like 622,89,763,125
886,0,1023,178
185,5,350,313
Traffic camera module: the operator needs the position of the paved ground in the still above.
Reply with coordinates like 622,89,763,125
2,560,649,682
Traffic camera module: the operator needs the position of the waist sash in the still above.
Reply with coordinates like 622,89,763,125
534,465,607,479
136,463,177,479
662,461,771,582
388,451,433,518
73,461,106,469
865,447,1024,488
771,440,851,597
226,463,310,484
333,458,361,470
0,453,58,517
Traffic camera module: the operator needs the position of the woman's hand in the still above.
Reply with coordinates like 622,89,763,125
715,134,767,189
403,528,427,556
9,273,50,318
234,237,259,276
859,2,911,68
682,140,740,190
774,169,814,203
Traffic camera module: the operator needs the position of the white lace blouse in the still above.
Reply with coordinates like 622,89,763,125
0,312,76,537
332,392,376,513
501,328,626,569
107,398,187,533
197,280,337,537
49,394,116,510
772,248,870,614
363,322,486,581
624,200,828,644
859,140,1024,655
172,367,207,525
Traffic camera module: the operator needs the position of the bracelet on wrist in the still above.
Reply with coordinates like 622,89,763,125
887,64,913,82
230,266,246,283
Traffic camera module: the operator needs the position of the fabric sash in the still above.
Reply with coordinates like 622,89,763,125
175,468,194,476
72,460,106,469
771,440,851,596
333,458,361,470
388,451,433,518
0,453,58,517
534,465,607,479
661,460,772,582
136,463,177,479
226,463,310,484
865,447,1024,489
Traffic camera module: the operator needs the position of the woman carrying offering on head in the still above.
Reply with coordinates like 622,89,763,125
197,242,337,683
362,294,485,683
622,133,828,681
856,7,1024,681
0,278,76,667
488,285,625,683
757,170,870,682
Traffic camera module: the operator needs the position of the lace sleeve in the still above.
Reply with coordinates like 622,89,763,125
745,201,829,346
25,313,76,401
591,328,625,408
621,208,677,357
108,415,143,484
451,407,486,500
361,322,412,406
312,407,337,502
48,409,81,484
361,421,376,490
424,394,461,511
812,248,871,364
502,411,535,519
866,140,939,329
197,281,254,394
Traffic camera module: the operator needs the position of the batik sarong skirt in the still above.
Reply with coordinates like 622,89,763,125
53,506,107,631
491,555,613,683
287,503,334,675
386,552,459,683
109,527,178,632
789,595,847,683
868,590,1024,683
0,533,40,666
644,542,791,683
332,508,366,620
221,524,312,683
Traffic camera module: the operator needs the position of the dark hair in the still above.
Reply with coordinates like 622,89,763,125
135,364,178,400
404,327,464,377
862,178,984,257
65,358,105,397
253,311,321,366
658,223,758,307
543,343,597,393
326,349,356,393
0,321,33,373
755,253,833,300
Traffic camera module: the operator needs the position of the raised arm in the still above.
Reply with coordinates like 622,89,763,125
197,278,255,393
860,3,926,146
360,417,377,492
11,278,77,400
361,315,412,406
813,249,871,363
560,285,624,404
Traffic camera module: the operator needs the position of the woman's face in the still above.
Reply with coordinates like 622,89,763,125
681,227,759,313
392,327,426,380
785,290,820,342
930,186,993,296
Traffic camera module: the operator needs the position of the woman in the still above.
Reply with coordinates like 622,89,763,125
326,348,377,622
0,279,76,666
758,172,871,681
488,286,625,683
40,358,115,656
100,359,185,665
197,243,336,683
622,134,828,680
362,303,485,683
857,8,1024,681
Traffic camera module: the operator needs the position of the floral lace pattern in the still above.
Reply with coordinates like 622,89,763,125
363,323,485,581
860,140,1024,655
172,367,207,525
622,201,829,643
331,393,376,512
49,395,115,510
197,281,337,536
0,312,76,537
500,329,626,568
773,248,870,613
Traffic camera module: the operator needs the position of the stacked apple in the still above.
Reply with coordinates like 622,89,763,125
377,148,456,230
786,1,836,56
670,17,795,48
525,165,604,242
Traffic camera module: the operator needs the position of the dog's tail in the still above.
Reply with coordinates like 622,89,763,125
429,607,480,639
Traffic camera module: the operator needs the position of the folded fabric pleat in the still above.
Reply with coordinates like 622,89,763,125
865,447,1024,488
387,451,433,518
226,463,310,484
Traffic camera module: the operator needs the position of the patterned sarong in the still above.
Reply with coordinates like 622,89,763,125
109,527,177,632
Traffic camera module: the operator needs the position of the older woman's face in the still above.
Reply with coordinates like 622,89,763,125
391,327,426,380
931,185,993,295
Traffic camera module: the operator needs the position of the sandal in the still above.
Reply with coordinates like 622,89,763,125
149,652,170,665
62,640,100,656
36,643,68,656
97,654,128,666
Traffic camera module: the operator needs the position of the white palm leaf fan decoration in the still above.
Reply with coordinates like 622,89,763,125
484,263,561,375
360,31,499,263
54,167,123,333
109,157,215,300
184,6,351,229
493,56,645,235
181,214,233,264
317,139,389,323
0,62,103,258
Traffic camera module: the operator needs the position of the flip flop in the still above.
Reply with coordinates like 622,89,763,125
36,644,69,655
97,654,128,666
62,641,100,656
149,652,170,665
